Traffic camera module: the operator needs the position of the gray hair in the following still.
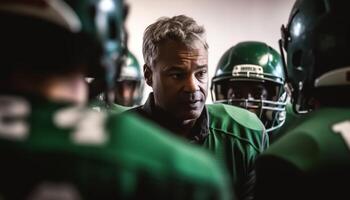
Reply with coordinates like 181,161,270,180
142,15,208,67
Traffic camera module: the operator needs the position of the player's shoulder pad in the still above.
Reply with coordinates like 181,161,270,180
108,112,230,185
207,103,265,132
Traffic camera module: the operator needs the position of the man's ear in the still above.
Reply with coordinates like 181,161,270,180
144,64,152,87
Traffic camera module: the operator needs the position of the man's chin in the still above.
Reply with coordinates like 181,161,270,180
177,109,203,121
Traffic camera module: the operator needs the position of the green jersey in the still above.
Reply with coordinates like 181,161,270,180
89,99,130,114
255,107,350,200
0,95,233,200
129,94,266,200
205,104,267,200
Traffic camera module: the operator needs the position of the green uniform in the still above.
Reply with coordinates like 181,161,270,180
89,99,130,114
129,95,266,200
255,108,350,200
0,95,233,200
205,104,267,200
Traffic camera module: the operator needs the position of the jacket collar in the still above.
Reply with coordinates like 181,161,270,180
142,93,209,144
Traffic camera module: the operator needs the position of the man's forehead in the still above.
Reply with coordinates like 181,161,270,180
161,53,208,69
177,49,207,58
158,40,208,59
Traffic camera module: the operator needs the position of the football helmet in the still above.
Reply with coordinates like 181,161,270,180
280,0,350,111
114,51,144,106
0,0,127,101
211,41,287,132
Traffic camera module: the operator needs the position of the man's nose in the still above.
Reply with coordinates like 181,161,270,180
123,87,133,99
183,75,199,92
236,92,253,100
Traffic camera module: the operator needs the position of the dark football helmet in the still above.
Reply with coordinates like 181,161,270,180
279,0,350,112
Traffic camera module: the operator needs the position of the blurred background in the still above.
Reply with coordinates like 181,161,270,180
125,0,295,103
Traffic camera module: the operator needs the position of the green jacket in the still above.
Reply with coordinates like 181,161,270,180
129,94,267,200
0,95,233,200
255,108,350,200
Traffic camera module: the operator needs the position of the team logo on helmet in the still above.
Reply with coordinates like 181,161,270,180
232,64,264,79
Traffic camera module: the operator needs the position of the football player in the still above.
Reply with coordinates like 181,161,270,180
0,1,233,199
255,0,350,199
211,41,288,135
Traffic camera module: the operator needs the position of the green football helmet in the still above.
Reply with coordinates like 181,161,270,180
0,0,127,99
114,51,144,106
64,0,128,96
211,41,287,132
280,0,350,112
66,0,126,81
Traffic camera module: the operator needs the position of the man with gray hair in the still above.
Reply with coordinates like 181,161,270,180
0,1,234,199
129,15,268,200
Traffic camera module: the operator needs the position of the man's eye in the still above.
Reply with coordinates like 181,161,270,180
254,93,262,99
170,73,183,79
230,91,242,99
196,70,207,78
253,88,268,99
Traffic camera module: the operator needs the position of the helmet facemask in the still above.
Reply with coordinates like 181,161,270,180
212,78,287,132
212,41,287,132
114,80,142,106
113,51,144,106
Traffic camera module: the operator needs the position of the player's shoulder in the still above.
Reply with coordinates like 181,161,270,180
206,104,267,151
35,104,230,188
207,103,265,132
108,112,230,185
263,108,350,170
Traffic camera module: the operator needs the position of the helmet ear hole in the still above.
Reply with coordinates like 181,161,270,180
292,50,303,70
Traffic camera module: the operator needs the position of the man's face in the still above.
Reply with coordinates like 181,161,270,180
147,39,208,121
217,80,278,115
227,82,269,101
114,80,138,106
